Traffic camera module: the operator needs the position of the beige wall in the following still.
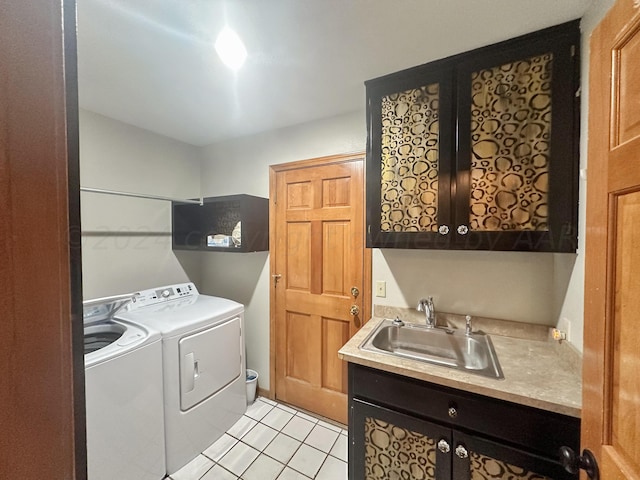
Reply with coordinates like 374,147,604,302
374,249,558,324
79,110,202,299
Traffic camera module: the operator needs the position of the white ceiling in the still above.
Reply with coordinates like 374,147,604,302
77,0,592,146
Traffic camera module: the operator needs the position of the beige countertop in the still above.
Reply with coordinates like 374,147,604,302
338,314,582,418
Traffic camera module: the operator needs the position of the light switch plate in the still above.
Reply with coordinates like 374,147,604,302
375,281,386,298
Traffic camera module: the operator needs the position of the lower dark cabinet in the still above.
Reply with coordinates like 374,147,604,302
348,364,579,480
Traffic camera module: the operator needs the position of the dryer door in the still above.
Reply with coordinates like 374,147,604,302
179,316,241,411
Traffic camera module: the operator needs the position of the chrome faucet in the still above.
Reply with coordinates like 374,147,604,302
465,315,472,336
417,297,436,328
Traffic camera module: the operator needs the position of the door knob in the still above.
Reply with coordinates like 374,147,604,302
349,305,360,316
559,447,599,480
351,286,360,298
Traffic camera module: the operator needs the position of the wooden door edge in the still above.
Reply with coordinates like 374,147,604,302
270,151,366,172
268,165,278,401
268,151,370,402
582,0,628,458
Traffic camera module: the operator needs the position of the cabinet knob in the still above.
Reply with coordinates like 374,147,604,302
438,225,450,235
448,406,458,418
437,439,450,453
455,444,469,459
351,286,360,298
349,305,360,316
457,225,469,235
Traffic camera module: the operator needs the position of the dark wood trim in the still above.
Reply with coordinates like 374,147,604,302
0,0,85,478
64,0,87,475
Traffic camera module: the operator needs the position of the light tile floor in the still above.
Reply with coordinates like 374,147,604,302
168,397,348,480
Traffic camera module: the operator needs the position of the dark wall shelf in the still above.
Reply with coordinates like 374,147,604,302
172,194,269,252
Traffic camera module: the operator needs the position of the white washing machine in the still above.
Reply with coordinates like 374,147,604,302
83,295,166,480
116,283,246,475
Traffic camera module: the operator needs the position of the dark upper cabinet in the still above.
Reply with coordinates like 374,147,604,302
172,194,269,252
366,20,580,252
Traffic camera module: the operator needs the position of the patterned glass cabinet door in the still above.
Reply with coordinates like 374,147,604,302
454,22,579,252
451,431,576,480
351,399,452,480
365,63,455,250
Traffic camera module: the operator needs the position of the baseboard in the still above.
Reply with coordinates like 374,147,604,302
257,387,273,400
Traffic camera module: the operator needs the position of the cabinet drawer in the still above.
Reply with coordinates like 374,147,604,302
349,363,579,459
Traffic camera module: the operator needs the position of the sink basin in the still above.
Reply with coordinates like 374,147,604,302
360,319,504,379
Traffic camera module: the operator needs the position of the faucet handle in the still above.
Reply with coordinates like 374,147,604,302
416,298,427,311
465,315,472,336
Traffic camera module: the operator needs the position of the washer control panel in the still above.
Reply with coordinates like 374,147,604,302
129,283,197,309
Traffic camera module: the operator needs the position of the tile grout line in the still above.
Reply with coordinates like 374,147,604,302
180,398,346,480
257,405,329,479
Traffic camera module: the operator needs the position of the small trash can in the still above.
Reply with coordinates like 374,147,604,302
246,369,258,404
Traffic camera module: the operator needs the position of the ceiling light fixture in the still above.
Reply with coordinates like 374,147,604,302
215,26,247,71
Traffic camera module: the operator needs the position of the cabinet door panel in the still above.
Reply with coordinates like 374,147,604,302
366,65,454,249
380,83,441,233
467,52,553,234
452,431,575,480
455,24,579,252
351,398,452,480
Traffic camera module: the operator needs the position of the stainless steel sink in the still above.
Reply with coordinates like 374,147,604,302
360,319,504,379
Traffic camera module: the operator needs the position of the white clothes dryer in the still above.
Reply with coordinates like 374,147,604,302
83,296,165,480
116,283,246,475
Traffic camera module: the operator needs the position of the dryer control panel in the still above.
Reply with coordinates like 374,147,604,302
129,283,198,310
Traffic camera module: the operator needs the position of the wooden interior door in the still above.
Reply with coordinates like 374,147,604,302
583,0,640,478
0,0,85,478
270,153,370,424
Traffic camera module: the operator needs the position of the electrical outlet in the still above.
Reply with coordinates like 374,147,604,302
375,280,386,298
556,317,572,341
